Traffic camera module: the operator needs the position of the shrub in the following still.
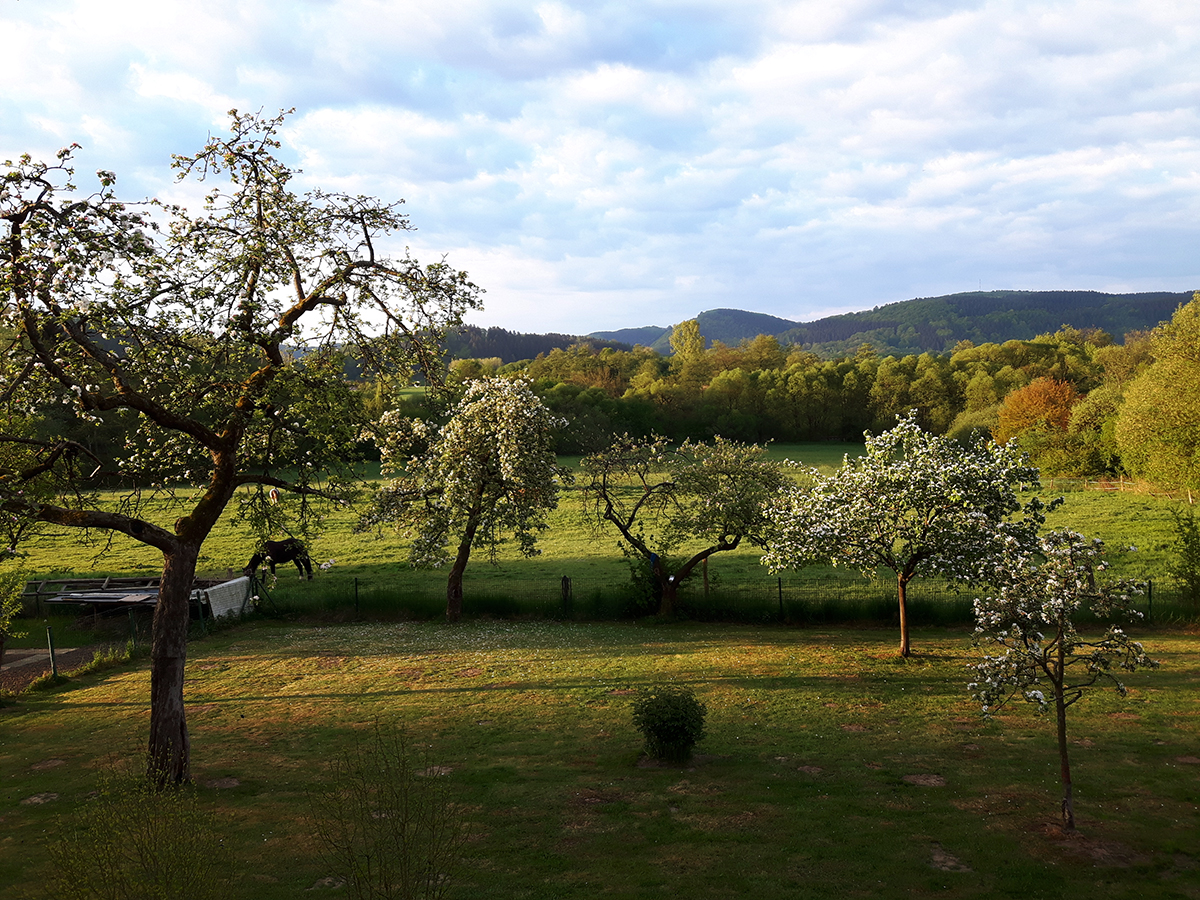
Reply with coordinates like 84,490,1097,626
310,721,466,900
1169,505,1200,609
0,567,27,672
46,761,228,900
631,685,707,763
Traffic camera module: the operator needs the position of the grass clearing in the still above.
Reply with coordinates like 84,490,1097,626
2,620,1197,898
10,478,1188,612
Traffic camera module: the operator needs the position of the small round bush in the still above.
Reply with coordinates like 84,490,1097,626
631,685,707,763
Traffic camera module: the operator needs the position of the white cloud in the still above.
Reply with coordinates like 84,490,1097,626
2,0,1198,334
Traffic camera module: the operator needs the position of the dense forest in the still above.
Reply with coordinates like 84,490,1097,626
443,324,631,362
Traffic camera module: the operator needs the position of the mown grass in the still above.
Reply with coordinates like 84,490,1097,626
2,620,1197,898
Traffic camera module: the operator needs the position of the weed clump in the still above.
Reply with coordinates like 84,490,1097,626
46,762,228,900
631,685,707,763
310,721,466,899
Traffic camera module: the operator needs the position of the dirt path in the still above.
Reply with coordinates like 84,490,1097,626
0,646,100,694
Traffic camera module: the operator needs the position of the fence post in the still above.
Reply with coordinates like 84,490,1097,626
46,625,58,677
1147,578,1153,625
560,576,574,618
354,577,360,618
778,577,784,620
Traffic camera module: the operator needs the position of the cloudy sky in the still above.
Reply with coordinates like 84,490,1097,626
3,0,1198,334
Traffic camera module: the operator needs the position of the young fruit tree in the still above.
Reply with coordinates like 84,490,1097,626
361,376,569,622
970,529,1157,831
0,112,481,782
762,413,1046,656
581,435,788,617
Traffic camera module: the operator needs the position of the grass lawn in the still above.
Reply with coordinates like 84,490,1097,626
2,620,1197,898
6,451,1186,597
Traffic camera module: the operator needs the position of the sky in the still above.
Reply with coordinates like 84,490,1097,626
2,0,1198,335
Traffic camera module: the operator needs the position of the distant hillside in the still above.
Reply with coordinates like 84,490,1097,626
452,290,1195,365
594,290,1193,357
587,325,671,346
590,310,800,353
444,325,630,363
777,290,1192,356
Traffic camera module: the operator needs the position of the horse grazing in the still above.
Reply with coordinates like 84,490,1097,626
245,538,313,580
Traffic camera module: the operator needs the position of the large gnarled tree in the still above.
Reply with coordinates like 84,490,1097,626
582,435,787,616
0,112,481,782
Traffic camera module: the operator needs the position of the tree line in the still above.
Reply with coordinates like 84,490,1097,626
446,299,1196,492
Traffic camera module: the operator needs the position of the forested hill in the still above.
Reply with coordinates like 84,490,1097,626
589,310,801,352
777,290,1193,356
446,290,1193,364
443,325,631,362
589,290,1194,357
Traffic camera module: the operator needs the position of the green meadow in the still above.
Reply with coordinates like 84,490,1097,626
2,448,1197,897
3,621,1197,898
7,443,1185,615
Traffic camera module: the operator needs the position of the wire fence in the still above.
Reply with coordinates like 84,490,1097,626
1041,477,1197,502
271,572,1196,627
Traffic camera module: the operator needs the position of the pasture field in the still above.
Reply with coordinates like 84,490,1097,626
6,448,1190,645
12,443,862,581
4,441,1183,588
2,620,1198,899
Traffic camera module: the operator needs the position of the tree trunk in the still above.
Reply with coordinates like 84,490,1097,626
1055,638,1075,831
445,519,479,623
148,540,200,786
897,573,911,657
658,576,677,618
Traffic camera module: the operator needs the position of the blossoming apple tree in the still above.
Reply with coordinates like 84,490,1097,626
582,435,788,617
762,414,1046,656
970,529,1157,831
361,376,569,622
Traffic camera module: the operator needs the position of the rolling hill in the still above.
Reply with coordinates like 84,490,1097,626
590,289,1195,357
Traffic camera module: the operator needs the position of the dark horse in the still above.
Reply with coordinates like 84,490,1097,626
245,539,313,580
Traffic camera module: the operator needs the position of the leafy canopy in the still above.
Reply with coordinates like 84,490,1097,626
1114,292,1200,491
970,529,1157,830
582,435,788,615
363,375,569,568
764,414,1045,581
0,110,483,545
763,413,1047,654
0,109,482,782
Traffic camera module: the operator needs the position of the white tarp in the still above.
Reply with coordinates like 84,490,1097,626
200,576,252,619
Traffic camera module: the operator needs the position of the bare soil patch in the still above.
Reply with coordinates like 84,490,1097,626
572,787,625,806
0,646,101,694
930,843,972,872
903,774,947,786
1037,823,1148,867
21,792,59,805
